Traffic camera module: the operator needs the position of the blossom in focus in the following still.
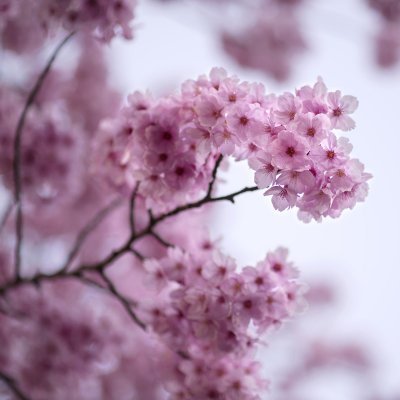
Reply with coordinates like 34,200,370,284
92,68,371,221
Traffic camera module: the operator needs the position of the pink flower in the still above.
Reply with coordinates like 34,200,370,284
297,188,332,222
221,11,306,82
226,103,263,141
296,113,330,146
265,247,299,281
203,252,237,283
264,186,298,211
310,134,351,170
242,266,274,293
327,91,358,131
248,152,277,189
233,292,265,326
274,93,302,124
194,94,225,127
330,182,370,217
276,170,315,193
211,123,241,155
374,23,400,67
270,130,310,170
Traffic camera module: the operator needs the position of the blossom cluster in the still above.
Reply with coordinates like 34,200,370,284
0,38,121,234
94,68,370,221
368,0,400,67
0,0,136,53
141,243,303,399
0,197,304,400
0,85,84,210
0,279,170,400
221,3,306,81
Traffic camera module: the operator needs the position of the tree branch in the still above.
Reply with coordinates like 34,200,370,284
0,202,13,235
149,230,174,248
129,247,145,261
13,32,75,281
129,183,140,234
0,170,259,296
0,371,30,400
60,197,122,273
99,270,146,330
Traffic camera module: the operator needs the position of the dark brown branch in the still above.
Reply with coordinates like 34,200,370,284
60,197,122,273
0,202,13,235
74,272,138,307
207,154,223,197
12,32,75,281
0,187,259,296
99,270,146,330
129,247,145,261
149,231,174,248
129,183,140,234
0,371,30,400
154,185,259,224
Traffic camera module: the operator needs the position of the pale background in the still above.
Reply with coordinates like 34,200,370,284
106,0,400,397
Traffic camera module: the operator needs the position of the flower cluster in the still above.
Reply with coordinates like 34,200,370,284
93,68,370,221
221,7,306,81
0,38,121,236
142,244,303,399
0,85,84,210
0,280,170,400
368,0,400,67
0,0,136,52
250,79,372,221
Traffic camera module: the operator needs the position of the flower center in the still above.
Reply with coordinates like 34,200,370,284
307,127,316,137
239,116,249,126
286,146,296,157
327,150,335,160
333,108,342,117
163,131,172,141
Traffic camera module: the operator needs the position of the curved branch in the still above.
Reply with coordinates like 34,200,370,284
13,32,75,280
129,183,140,234
99,270,146,330
0,184,259,296
0,371,30,400
0,201,13,235
149,231,174,248
60,197,122,273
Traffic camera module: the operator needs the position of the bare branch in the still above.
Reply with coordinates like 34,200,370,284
13,32,75,280
154,185,259,224
206,154,223,197
0,184,259,296
0,371,30,400
0,202,13,235
129,183,140,234
60,197,122,273
99,270,146,330
129,247,145,261
149,230,174,248
73,271,138,307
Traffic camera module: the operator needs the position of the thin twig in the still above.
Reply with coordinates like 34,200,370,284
150,231,174,248
74,271,138,307
206,154,223,197
0,185,259,296
99,270,146,330
60,197,122,273
129,183,140,234
12,31,75,281
129,247,145,261
0,371,30,400
0,202,13,235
